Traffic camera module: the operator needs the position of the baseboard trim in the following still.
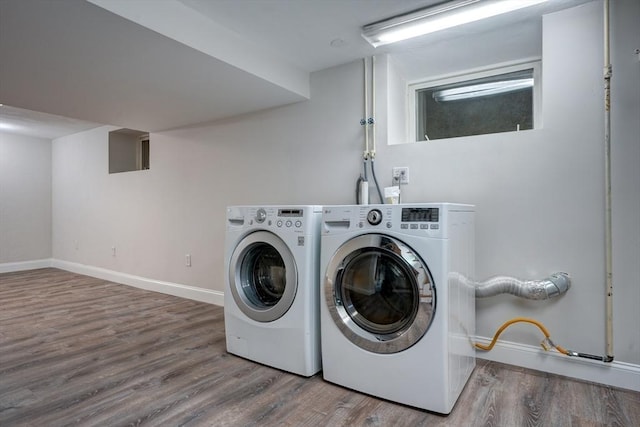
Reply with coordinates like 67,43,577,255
51,260,224,306
475,336,640,392
0,258,53,273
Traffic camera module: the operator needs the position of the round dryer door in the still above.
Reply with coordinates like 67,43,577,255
229,231,298,322
324,233,435,354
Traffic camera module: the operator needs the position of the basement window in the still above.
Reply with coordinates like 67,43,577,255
108,128,150,174
409,62,540,142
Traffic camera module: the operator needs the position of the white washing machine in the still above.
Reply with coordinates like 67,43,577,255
224,205,322,377
320,203,475,414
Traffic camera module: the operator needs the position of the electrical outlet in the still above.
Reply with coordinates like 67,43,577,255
111,246,116,257
392,167,410,184
185,254,191,267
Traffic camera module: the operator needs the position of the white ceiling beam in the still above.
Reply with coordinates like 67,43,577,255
87,0,310,99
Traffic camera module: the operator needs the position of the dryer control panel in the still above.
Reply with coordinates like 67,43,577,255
401,207,439,223
321,203,474,239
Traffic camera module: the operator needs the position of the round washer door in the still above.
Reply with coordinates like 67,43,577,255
324,233,436,354
229,231,298,322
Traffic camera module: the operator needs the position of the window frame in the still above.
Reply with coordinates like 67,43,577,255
138,135,150,171
407,59,542,143
108,128,150,174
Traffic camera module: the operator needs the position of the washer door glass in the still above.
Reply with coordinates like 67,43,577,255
324,234,435,354
230,231,297,322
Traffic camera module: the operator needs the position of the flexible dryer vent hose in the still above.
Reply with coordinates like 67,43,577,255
468,272,571,300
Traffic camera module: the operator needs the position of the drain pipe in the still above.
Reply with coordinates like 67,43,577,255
358,58,370,205
603,0,614,363
369,56,384,204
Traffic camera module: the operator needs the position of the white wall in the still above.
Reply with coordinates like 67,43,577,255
0,131,52,265
378,0,640,370
51,72,362,291
50,0,639,382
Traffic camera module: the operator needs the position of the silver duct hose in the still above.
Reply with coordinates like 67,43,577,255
451,272,571,300
474,272,571,299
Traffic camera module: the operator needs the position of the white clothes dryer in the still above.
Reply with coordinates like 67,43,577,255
320,203,475,414
224,205,322,377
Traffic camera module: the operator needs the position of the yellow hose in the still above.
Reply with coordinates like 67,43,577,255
475,317,570,355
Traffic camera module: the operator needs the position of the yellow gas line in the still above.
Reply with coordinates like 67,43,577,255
475,317,569,355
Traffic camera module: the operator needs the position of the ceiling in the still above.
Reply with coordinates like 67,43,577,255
0,0,591,140
0,105,101,140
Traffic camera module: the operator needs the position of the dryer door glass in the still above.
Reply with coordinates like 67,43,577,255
340,251,417,335
324,234,435,354
230,231,298,322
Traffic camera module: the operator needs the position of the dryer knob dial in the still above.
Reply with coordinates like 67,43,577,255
255,208,267,223
367,209,383,225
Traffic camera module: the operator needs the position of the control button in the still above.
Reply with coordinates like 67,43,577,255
295,220,302,228
420,224,429,229
367,209,383,225
410,224,418,229
386,222,392,228
401,224,409,229
430,224,440,230
286,220,292,227
359,222,364,228
277,220,283,227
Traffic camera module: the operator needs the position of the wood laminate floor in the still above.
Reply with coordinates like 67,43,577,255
1,268,638,426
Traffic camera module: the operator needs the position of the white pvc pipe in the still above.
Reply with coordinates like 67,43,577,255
358,180,369,206
371,56,376,159
603,0,614,361
363,58,369,159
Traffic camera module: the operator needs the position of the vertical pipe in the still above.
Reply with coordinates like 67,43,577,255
363,58,369,160
369,56,384,204
603,0,614,362
359,58,370,205
371,56,376,158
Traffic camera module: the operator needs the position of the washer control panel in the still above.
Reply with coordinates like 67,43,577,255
277,208,304,228
243,207,311,230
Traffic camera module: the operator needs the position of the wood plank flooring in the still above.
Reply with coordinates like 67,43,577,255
1,268,638,426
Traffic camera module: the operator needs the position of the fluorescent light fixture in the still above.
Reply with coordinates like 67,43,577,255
433,78,534,101
362,0,549,47
0,122,21,132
